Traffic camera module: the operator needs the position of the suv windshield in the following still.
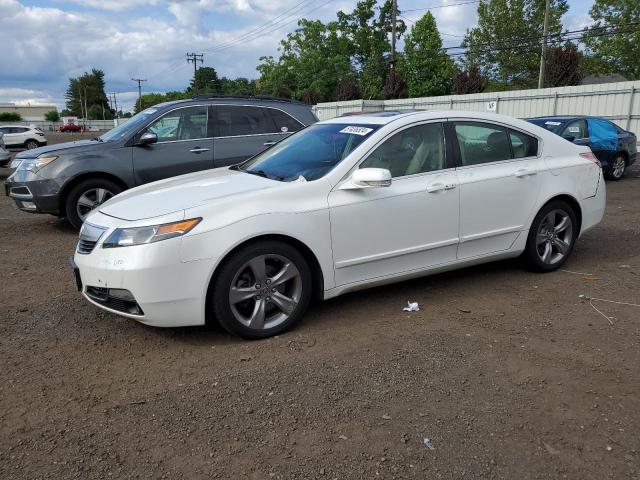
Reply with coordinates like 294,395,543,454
237,123,380,182
99,108,161,142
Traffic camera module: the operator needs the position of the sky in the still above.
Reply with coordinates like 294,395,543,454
0,0,594,112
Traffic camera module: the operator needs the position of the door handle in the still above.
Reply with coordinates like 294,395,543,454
427,182,456,193
189,147,210,154
263,141,276,147
514,168,537,177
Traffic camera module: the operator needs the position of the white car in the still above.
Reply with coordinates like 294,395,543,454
0,131,10,166
0,125,47,150
73,110,605,339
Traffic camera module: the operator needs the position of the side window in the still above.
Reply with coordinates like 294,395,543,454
454,122,512,166
509,130,539,158
268,109,304,134
588,118,618,149
215,106,273,137
561,119,587,139
360,122,445,178
147,106,208,142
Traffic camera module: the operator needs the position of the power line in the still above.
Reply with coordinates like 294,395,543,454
403,0,481,13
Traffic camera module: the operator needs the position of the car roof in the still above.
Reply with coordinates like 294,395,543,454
320,110,530,126
528,116,582,122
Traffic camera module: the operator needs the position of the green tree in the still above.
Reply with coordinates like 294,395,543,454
188,66,222,95
0,112,21,121
583,0,640,80
219,77,256,96
134,91,188,113
44,110,60,122
403,12,456,97
462,0,568,88
64,69,112,118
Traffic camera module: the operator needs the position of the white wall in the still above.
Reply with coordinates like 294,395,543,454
313,81,640,137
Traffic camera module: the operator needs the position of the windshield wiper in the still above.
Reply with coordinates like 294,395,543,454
92,137,103,142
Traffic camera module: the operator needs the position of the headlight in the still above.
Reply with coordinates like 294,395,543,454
17,155,58,173
102,218,201,248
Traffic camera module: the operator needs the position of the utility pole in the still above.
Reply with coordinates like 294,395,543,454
109,92,119,118
186,52,204,94
131,78,147,112
537,0,551,89
390,0,397,87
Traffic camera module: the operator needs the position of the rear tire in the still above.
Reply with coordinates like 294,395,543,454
523,200,578,272
65,179,122,230
211,241,313,339
25,139,39,150
606,154,626,181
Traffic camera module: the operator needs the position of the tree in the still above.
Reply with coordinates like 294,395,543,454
403,12,456,97
462,0,568,88
44,110,60,122
453,65,486,94
583,0,640,80
219,77,256,96
0,112,21,121
134,91,188,113
188,66,222,95
335,77,362,100
64,69,112,118
544,43,582,87
383,70,408,99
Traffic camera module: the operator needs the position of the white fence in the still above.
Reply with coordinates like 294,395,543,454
313,80,640,137
0,119,130,132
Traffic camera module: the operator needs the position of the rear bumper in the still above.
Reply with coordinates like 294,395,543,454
580,170,606,236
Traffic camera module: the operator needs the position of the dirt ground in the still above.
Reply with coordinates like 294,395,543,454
1,136,639,479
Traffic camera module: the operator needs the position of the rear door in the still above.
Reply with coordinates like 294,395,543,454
451,120,543,259
212,105,303,167
587,118,618,168
131,105,214,185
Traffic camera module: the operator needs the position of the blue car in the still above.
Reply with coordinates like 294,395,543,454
528,116,637,180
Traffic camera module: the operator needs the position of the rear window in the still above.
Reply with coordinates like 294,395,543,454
268,109,304,134
509,129,538,158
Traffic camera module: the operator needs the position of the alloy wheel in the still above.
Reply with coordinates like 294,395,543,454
535,209,574,265
228,254,302,330
26,140,38,149
76,188,114,222
611,156,625,179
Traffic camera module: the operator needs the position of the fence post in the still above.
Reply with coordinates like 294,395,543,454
627,86,636,131
449,98,453,110
552,91,558,115
495,96,500,114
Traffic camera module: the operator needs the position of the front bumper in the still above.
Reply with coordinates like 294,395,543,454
73,214,217,327
4,169,61,214
0,149,10,166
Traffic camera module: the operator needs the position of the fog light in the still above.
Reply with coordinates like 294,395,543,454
20,201,36,210
108,288,136,301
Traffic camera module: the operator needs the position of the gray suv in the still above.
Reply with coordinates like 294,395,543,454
5,96,317,229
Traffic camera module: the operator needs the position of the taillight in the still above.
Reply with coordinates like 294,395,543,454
580,152,601,167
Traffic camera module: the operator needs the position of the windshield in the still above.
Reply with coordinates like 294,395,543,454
527,118,565,134
238,123,380,182
99,108,161,142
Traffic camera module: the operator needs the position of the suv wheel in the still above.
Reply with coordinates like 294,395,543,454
211,241,313,339
25,139,39,150
65,179,122,230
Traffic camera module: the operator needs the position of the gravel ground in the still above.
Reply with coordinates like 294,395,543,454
1,137,639,479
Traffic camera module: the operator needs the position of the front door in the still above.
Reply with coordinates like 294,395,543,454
328,122,460,286
451,121,542,259
132,105,214,185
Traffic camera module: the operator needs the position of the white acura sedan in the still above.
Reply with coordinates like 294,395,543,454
73,110,605,338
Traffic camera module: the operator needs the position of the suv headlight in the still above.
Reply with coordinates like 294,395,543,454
17,155,58,173
102,218,201,248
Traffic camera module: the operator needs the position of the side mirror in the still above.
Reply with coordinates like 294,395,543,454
138,132,157,146
341,168,392,190
562,134,576,142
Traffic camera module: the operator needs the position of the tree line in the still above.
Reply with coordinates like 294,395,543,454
64,0,638,115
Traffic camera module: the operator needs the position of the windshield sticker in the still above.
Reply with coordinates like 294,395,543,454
545,121,562,126
339,126,374,136
568,126,581,133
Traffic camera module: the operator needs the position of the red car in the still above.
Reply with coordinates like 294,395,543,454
59,123,84,132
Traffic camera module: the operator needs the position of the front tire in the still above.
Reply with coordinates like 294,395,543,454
25,139,39,150
211,241,313,339
524,200,578,272
607,154,626,181
65,179,122,230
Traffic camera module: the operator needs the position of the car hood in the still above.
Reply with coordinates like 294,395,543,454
99,168,277,221
15,139,105,158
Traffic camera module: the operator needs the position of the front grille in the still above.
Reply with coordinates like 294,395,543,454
86,286,144,316
76,222,107,255
77,239,97,254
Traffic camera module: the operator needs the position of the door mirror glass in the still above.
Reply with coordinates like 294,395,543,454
341,168,392,190
138,132,158,146
561,134,575,142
